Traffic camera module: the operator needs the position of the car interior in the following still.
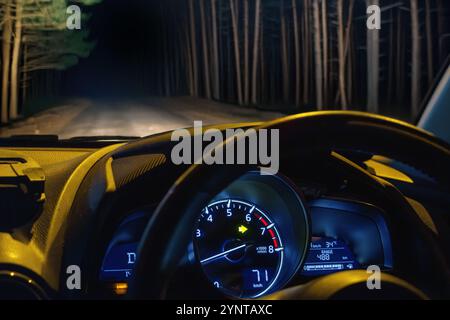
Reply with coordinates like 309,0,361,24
0,0,450,302
1,67,450,299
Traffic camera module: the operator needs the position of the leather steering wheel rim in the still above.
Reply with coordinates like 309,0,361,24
129,111,450,299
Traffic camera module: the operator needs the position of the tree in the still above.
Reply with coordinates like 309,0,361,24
410,0,421,118
425,0,434,86
3,0,448,122
9,0,22,120
243,0,249,104
313,0,323,108
280,0,289,104
230,0,243,105
344,0,355,106
292,0,301,107
336,0,348,109
199,0,211,99
188,0,198,96
395,6,405,105
366,0,380,113
321,0,328,106
1,0,101,124
211,0,220,100
436,0,445,64
185,4,194,96
251,0,261,105
1,0,12,124
302,0,311,105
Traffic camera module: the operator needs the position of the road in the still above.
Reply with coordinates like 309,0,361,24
0,97,284,139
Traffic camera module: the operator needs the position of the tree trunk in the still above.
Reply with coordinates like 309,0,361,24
387,9,395,106
337,0,348,109
425,0,434,86
185,21,194,96
366,0,379,113
396,8,404,104
344,0,355,106
280,0,289,104
9,1,23,120
243,0,249,104
218,1,224,98
22,41,28,103
270,40,276,104
303,0,310,104
227,17,234,101
410,0,421,118
313,0,323,108
199,0,211,99
437,0,444,64
230,0,243,105
188,0,198,96
251,0,261,106
347,30,353,104
321,0,328,105
1,2,13,124
292,0,301,107
260,12,265,104
160,4,171,96
211,0,220,100
329,10,335,104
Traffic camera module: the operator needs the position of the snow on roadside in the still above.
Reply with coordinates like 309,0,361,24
0,99,91,138
0,97,285,138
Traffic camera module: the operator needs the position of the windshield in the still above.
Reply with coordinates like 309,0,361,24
0,0,449,139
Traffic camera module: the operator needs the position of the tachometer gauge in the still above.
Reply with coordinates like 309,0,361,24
194,199,284,298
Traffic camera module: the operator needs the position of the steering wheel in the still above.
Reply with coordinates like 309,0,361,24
129,111,450,299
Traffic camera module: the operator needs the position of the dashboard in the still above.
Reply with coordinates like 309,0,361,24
98,172,392,298
2,115,448,300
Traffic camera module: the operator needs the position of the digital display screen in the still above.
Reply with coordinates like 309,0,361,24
100,237,360,281
301,237,359,276
99,242,138,281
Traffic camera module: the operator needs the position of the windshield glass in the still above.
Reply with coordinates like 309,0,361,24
0,0,449,139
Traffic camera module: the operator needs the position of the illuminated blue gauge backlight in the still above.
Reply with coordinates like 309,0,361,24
100,242,138,281
194,199,285,298
301,237,360,276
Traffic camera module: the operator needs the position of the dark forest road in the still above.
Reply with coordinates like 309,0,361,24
0,97,283,139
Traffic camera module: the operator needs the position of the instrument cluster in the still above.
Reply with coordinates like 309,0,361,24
99,172,392,298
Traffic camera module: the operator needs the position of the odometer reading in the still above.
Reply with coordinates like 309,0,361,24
194,199,284,298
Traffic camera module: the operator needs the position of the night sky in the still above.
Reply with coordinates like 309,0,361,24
64,0,163,98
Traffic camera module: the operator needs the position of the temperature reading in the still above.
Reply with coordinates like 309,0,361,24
326,241,337,248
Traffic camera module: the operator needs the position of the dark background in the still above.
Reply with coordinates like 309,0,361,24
64,0,165,97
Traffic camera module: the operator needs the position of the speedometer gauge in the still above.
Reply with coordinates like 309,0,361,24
194,199,284,298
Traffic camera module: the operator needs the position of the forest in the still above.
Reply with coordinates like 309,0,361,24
157,0,450,119
0,0,449,126
0,0,99,125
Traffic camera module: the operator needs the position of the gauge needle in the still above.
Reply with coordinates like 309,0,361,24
200,244,246,264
